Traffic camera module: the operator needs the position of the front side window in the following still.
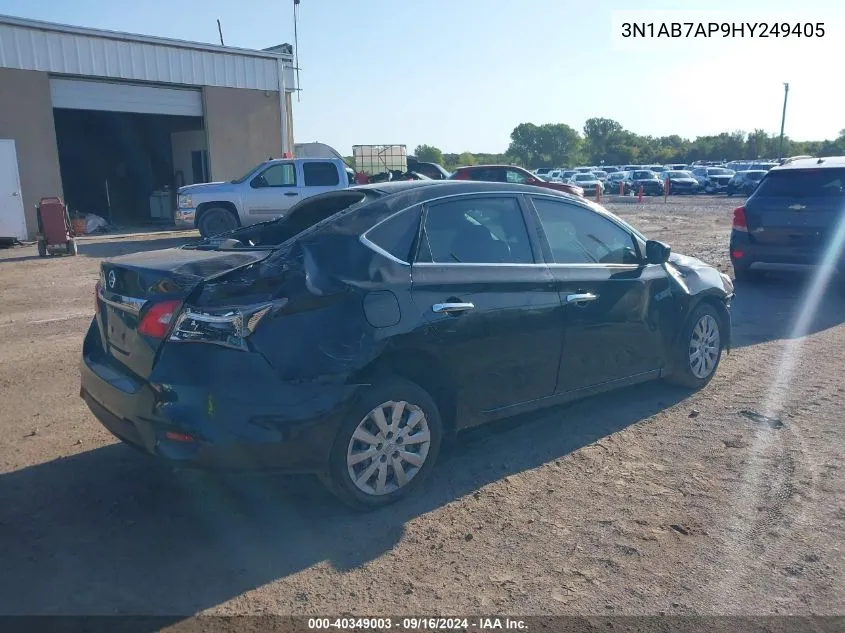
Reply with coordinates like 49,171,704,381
419,197,534,264
303,162,340,186
532,198,640,265
253,163,296,188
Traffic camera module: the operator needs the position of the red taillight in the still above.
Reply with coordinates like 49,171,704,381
138,299,181,339
165,431,195,442
732,206,748,232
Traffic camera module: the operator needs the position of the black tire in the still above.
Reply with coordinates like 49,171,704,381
665,302,725,389
37,239,47,257
733,265,763,283
726,187,734,197
66,238,78,256
323,377,443,510
197,207,239,238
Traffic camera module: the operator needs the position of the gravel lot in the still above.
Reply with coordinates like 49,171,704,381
1,195,843,617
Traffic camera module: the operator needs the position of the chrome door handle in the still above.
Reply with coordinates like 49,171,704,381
432,302,475,314
565,293,598,305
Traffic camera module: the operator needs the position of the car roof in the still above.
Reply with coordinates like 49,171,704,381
771,156,845,171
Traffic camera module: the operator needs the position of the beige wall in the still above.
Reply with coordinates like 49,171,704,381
171,130,208,186
203,86,282,182
0,68,63,238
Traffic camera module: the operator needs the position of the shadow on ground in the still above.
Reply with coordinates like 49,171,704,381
0,380,689,617
730,271,845,348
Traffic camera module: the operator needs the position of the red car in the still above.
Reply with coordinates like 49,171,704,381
449,165,584,197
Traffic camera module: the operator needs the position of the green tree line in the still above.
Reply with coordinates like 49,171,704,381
408,119,845,171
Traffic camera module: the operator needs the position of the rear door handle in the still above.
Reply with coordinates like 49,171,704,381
284,192,299,197
565,293,598,305
432,302,475,314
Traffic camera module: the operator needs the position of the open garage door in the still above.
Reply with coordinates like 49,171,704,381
50,78,207,226
50,78,203,116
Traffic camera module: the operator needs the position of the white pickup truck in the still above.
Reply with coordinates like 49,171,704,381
176,157,353,237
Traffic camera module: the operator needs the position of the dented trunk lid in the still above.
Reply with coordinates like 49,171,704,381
97,248,270,378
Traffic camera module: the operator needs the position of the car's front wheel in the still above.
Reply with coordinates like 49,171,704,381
197,207,239,238
666,303,724,389
324,377,442,509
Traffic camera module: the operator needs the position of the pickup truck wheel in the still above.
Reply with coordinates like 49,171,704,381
198,207,238,238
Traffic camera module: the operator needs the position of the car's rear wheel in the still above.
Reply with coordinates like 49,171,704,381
324,377,442,510
197,207,239,238
666,303,724,389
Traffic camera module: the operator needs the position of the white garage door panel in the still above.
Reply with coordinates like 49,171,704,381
50,78,203,116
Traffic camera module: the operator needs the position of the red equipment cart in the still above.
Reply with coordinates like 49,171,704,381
36,197,78,257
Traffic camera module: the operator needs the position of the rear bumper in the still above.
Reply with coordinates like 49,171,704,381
729,231,837,270
80,319,359,473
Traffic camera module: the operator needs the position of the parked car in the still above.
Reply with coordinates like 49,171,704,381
625,170,665,196
603,166,621,174
591,170,609,183
691,167,735,193
730,157,845,282
606,171,629,193
560,169,578,181
726,170,767,196
534,167,553,177
82,180,733,508
407,159,451,180
177,158,350,238
546,169,565,182
449,165,584,197
663,170,700,195
569,173,604,195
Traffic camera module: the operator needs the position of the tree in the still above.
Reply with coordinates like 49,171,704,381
457,152,476,167
414,144,443,165
583,118,624,164
507,123,582,168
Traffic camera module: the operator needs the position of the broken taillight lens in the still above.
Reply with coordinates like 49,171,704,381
168,303,275,351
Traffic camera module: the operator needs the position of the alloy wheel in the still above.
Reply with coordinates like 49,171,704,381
688,314,720,379
346,400,431,496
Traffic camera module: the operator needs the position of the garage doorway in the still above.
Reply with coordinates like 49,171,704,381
50,78,208,227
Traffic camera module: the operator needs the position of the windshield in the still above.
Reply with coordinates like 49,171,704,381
707,168,733,175
230,163,263,184
574,174,595,181
633,171,657,179
668,171,692,178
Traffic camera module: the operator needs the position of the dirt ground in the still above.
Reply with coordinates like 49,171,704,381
0,196,843,618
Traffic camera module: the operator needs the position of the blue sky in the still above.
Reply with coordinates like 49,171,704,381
1,0,842,155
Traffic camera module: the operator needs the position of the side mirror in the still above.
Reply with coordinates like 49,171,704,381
645,239,671,265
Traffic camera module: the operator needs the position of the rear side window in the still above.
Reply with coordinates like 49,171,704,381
303,162,340,186
365,208,421,263
418,196,534,264
755,169,845,198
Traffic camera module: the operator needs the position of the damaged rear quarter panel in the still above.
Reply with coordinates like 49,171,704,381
230,209,418,383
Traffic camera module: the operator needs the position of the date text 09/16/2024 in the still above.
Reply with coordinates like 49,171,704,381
307,617,528,630
621,22,825,38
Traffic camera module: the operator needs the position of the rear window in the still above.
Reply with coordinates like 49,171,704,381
754,169,845,198
303,162,340,186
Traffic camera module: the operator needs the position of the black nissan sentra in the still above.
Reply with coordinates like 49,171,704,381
81,181,734,508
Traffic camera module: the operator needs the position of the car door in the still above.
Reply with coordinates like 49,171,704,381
527,195,676,393
246,161,302,219
410,193,564,422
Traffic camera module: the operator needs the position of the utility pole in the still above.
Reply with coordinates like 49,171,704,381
778,82,789,160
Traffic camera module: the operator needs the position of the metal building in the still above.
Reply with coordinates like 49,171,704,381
0,14,296,239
